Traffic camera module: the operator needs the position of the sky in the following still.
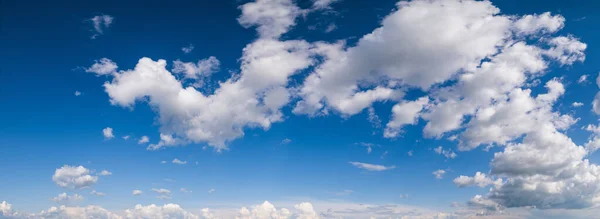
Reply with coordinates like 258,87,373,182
1,0,600,218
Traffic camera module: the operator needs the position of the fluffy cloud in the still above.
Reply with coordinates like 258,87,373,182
572,102,584,107
82,0,598,212
89,15,113,39
132,190,143,196
103,127,114,139
433,146,457,159
52,165,98,189
237,0,302,39
99,170,112,176
51,193,84,202
384,97,429,138
172,158,187,165
295,0,512,117
138,136,149,144
172,56,220,80
125,204,199,219
86,58,118,76
432,170,446,179
99,0,314,151
453,172,501,188
348,162,395,172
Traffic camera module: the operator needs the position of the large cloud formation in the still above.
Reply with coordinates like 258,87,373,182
86,0,598,212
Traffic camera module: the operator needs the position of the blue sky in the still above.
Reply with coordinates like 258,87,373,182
2,0,600,218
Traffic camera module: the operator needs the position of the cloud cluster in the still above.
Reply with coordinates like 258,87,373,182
83,0,598,212
52,165,98,190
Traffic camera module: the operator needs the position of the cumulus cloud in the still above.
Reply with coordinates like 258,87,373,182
51,193,84,202
453,172,502,188
81,0,598,211
432,170,446,179
384,97,429,138
572,102,584,107
433,146,457,159
172,158,187,165
172,56,220,81
348,162,395,172
52,165,98,189
132,190,143,196
138,136,149,144
103,127,114,139
100,0,314,151
89,15,113,39
99,170,112,176
86,58,118,76
237,0,302,39
125,204,199,219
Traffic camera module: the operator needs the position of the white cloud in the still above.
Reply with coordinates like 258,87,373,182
172,56,220,80
86,58,118,76
52,165,98,189
432,170,446,179
99,170,112,176
74,91,82,96
132,190,143,196
138,136,149,144
90,190,106,197
89,15,113,39
123,135,130,140
281,138,292,145
39,205,121,219
51,193,84,202
295,0,511,117
578,74,588,83
237,0,302,39
151,188,171,195
237,201,291,219
172,158,187,165
513,12,565,35
103,40,313,151
348,162,395,172
125,204,199,219
182,44,194,54
312,0,339,9
103,127,114,139
433,146,457,159
384,97,429,138
572,102,584,107
453,172,502,188
593,73,600,115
